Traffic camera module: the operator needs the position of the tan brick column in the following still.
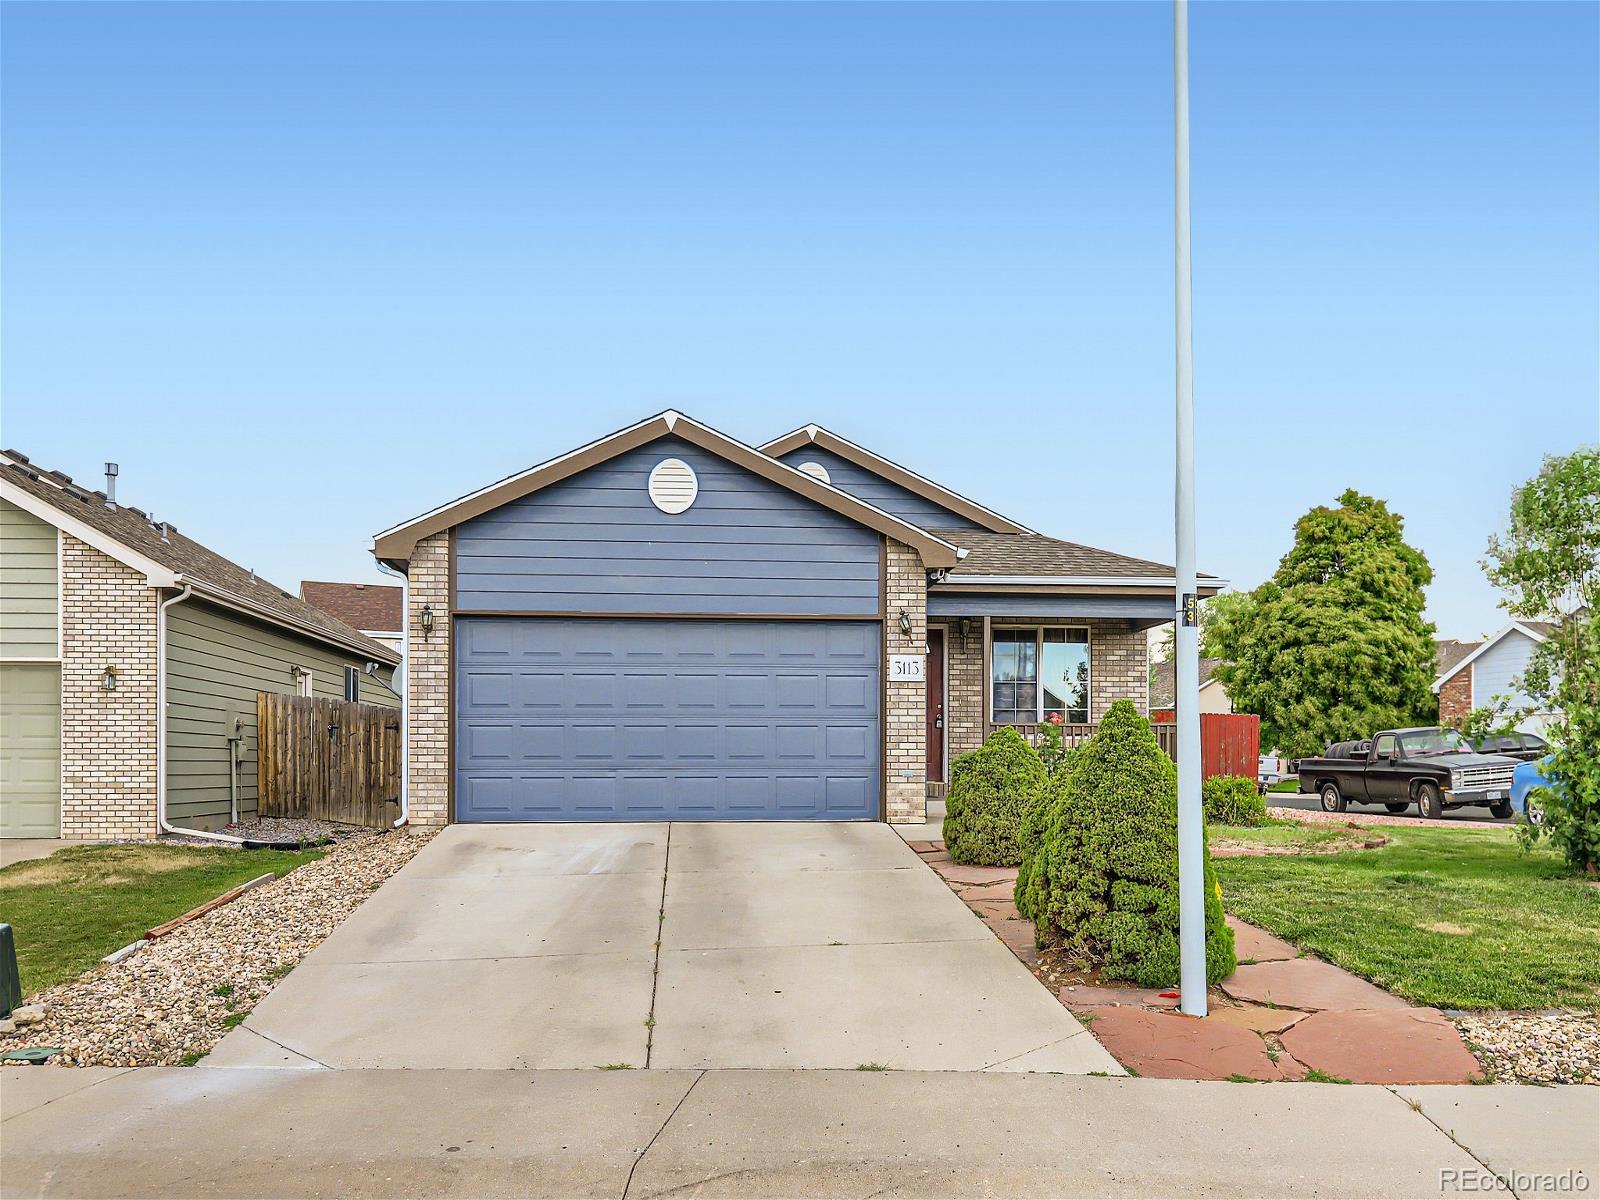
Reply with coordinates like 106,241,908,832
884,538,928,824
406,532,451,828
1088,619,1150,720
60,536,158,839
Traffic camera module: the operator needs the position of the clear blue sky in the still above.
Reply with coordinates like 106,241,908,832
4,2,1595,638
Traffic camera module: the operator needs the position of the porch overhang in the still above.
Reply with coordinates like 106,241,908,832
927,578,1223,628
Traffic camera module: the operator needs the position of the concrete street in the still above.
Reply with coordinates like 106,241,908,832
210,821,1116,1073
1,1067,1594,1198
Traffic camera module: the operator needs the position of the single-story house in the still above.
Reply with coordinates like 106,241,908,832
1148,656,1231,721
373,412,1221,826
1434,622,1560,736
0,451,400,840
301,581,404,653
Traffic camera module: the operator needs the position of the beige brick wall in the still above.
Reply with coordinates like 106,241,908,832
934,616,1150,767
405,532,451,828
59,536,158,839
885,539,928,824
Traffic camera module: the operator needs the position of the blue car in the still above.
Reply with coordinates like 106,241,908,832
1511,755,1556,825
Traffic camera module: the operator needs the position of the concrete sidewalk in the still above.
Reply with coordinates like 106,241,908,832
1,1066,1593,1198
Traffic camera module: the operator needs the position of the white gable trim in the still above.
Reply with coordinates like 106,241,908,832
1432,621,1549,692
0,478,178,587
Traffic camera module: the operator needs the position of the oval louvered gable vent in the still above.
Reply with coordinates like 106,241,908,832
647,458,699,514
796,461,831,484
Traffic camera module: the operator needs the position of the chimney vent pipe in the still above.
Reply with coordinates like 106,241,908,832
104,463,119,508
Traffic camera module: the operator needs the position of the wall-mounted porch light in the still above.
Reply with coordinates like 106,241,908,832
419,604,436,641
100,665,119,692
897,609,913,639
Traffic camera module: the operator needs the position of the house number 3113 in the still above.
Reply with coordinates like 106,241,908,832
889,655,927,683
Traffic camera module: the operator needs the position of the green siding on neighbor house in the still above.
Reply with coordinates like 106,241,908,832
0,499,59,659
165,599,398,830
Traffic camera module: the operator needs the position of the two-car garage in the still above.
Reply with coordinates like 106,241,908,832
454,616,882,821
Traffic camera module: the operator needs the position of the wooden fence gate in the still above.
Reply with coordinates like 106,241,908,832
1200,712,1261,779
257,692,401,828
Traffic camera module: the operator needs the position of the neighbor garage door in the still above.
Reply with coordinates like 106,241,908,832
454,617,880,821
1,663,61,839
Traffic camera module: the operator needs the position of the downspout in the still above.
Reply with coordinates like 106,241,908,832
376,561,409,828
157,584,245,844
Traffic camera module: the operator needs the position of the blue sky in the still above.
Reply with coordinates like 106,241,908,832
3,2,1595,638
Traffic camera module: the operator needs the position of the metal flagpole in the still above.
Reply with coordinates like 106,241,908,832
1173,0,1207,1018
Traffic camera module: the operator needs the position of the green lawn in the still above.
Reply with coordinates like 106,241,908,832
1210,819,1375,855
1266,779,1302,794
1214,824,1600,1011
0,844,322,997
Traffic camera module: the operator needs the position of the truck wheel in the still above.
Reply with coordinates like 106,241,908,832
1319,782,1346,813
1490,800,1513,819
1417,783,1445,820
1384,803,1409,814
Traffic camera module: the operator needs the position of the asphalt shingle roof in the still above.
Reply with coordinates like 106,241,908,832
300,581,403,635
933,529,1218,581
2,452,398,664
1149,657,1224,709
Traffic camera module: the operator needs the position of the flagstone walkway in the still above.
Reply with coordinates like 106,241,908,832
905,838,1484,1085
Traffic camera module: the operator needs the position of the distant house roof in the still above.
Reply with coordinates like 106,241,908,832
1432,621,1555,692
929,529,1225,588
1,450,399,665
1434,638,1481,679
301,581,402,635
1149,657,1225,709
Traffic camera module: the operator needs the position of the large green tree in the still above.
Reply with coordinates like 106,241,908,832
1214,489,1437,758
1483,448,1600,873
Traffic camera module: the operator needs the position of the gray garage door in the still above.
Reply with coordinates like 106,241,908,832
454,617,881,822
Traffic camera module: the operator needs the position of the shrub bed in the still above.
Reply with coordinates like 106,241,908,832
943,727,1048,866
1203,775,1269,826
1015,700,1236,987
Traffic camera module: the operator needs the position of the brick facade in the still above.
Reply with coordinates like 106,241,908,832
404,532,452,828
933,616,1151,769
59,536,159,839
1437,666,1473,728
884,538,928,824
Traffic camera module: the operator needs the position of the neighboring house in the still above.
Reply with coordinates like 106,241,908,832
300,581,403,653
1148,656,1231,720
0,451,400,841
372,412,1221,827
1433,622,1559,735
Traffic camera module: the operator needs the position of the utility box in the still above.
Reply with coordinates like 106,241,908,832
0,925,21,1017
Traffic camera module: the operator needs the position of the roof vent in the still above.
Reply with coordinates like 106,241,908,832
104,463,118,508
647,458,698,514
796,460,831,485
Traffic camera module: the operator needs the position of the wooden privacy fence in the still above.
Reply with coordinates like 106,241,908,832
257,692,401,828
999,713,1257,778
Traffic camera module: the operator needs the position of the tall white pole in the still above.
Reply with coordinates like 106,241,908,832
1173,0,1207,1018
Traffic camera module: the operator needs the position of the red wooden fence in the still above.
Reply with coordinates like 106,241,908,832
1200,712,1260,779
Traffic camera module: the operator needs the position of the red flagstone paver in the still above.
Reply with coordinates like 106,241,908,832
1208,1001,1307,1035
969,898,1022,922
1281,1008,1482,1084
1082,1006,1297,1081
1058,985,1179,1010
929,862,1020,887
1225,917,1301,963
956,879,1019,904
906,841,942,853
1222,957,1409,1012
985,917,1039,961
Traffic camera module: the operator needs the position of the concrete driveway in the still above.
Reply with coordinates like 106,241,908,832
211,822,1117,1073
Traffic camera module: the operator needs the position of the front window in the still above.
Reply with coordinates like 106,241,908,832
992,627,1089,724
1397,728,1470,757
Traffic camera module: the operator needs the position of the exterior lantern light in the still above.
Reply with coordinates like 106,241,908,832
897,609,913,639
419,604,435,641
101,665,119,692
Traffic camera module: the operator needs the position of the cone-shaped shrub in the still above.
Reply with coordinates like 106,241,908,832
943,726,1048,866
1015,700,1235,986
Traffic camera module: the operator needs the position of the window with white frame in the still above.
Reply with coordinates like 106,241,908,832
295,668,314,698
991,626,1090,724
343,666,361,702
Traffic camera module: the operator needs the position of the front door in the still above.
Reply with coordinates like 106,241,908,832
926,627,945,782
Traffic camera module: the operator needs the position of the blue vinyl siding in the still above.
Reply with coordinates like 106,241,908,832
774,446,986,531
455,616,880,821
928,591,1171,620
455,437,882,615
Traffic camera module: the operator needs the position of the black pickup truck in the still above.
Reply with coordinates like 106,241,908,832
1296,727,1519,819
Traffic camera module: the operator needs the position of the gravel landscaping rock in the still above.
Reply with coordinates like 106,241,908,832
1452,1010,1600,1085
0,829,433,1068
162,817,375,848
1266,806,1502,832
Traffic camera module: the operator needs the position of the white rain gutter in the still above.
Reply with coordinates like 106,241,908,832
937,575,1230,589
156,585,245,844
376,561,409,829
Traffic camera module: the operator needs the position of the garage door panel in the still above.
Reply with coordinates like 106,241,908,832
455,618,881,822
1,663,61,839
